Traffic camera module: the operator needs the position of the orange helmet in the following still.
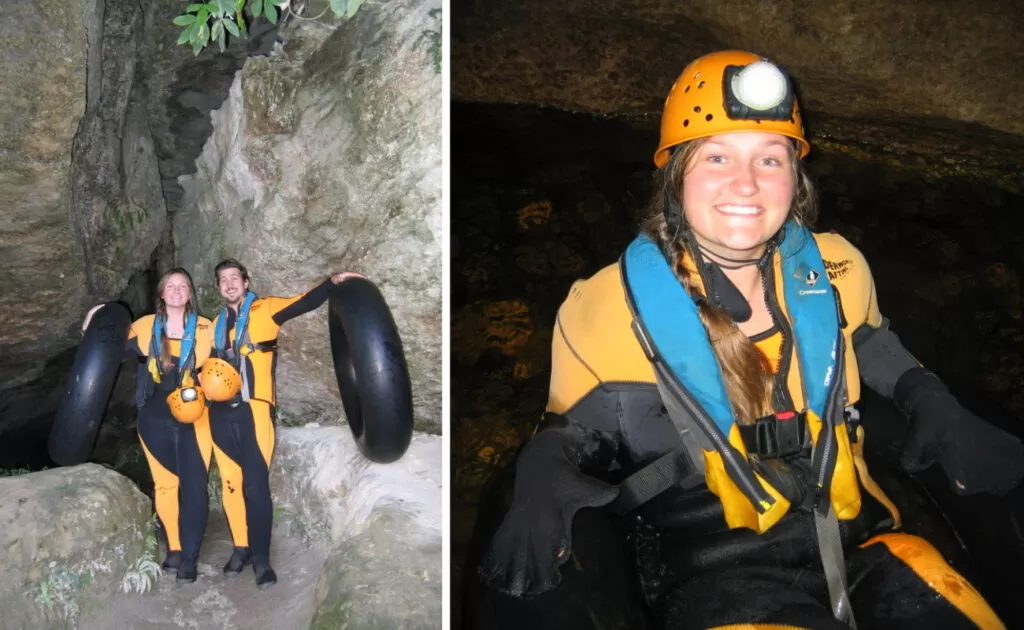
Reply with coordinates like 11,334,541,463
654,50,810,167
199,358,242,402
167,386,206,424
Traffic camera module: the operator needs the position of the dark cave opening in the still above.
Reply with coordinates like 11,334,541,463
451,101,1024,628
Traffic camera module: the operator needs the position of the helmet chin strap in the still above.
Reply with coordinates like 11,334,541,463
695,243,761,270
663,192,775,325
687,237,775,324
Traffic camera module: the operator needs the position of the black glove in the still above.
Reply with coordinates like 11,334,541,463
478,421,619,598
895,367,1024,496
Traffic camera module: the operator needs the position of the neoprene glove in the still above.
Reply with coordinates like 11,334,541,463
478,418,619,598
895,367,1024,496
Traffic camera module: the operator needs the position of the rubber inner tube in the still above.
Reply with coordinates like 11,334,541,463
327,277,413,463
48,301,132,466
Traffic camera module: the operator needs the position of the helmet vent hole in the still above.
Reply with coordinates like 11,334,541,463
705,114,714,121
684,85,691,93
693,106,702,113
697,80,706,89
683,119,690,127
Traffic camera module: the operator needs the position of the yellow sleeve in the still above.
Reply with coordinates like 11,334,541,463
126,315,152,358
815,232,885,405
546,307,602,414
815,232,883,329
546,263,656,414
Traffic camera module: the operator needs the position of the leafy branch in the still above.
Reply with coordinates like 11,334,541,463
174,0,365,56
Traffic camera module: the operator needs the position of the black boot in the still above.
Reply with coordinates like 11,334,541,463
162,550,182,573
223,546,252,576
176,556,198,584
252,556,277,590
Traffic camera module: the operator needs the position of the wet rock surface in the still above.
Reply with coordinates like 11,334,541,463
453,0,1024,139
0,464,153,630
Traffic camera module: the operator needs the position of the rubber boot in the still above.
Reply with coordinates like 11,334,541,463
176,556,198,584
223,546,252,576
253,556,277,590
162,550,182,573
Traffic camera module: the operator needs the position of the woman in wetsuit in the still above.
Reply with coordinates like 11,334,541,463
84,268,215,584
478,50,1023,629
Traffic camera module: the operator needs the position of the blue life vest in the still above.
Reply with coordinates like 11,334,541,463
214,290,257,365
149,310,199,383
621,221,840,434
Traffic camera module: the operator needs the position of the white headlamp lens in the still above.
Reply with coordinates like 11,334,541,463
731,61,788,111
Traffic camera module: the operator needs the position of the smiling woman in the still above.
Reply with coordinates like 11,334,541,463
469,50,1018,630
61,268,218,584
683,134,797,259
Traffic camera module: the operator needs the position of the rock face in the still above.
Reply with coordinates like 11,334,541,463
0,1,89,386
140,0,279,217
0,464,154,629
175,0,443,432
0,0,166,442
453,0,1024,138
271,426,442,628
70,0,166,302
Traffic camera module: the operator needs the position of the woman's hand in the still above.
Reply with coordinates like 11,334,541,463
331,272,366,284
478,419,620,597
81,304,106,333
479,471,617,597
897,367,1024,496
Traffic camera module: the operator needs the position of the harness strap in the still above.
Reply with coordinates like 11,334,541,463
816,505,858,628
610,449,701,516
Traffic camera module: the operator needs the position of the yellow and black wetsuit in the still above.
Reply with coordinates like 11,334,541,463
125,314,215,561
538,232,1003,629
209,279,332,563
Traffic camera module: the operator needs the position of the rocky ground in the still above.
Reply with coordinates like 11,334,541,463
78,516,329,630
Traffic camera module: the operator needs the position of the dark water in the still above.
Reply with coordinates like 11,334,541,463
451,101,1024,628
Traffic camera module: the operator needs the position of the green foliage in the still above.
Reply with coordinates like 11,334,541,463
34,568,88,620
414,8,441,75
175,0,366,56
121,520,161,594
330,0,365,18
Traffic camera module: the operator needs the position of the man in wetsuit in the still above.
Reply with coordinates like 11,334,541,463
207,258,357,588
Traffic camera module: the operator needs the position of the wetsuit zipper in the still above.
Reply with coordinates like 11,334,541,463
814,330,846,510
760,246,843,511
760,254,795,412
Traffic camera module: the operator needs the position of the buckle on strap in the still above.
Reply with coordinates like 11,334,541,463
739,411,811,459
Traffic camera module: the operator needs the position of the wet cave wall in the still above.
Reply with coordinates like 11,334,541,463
450,1,1024,626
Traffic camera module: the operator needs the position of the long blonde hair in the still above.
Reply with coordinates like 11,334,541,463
641,138,818,424
154,268,198,374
